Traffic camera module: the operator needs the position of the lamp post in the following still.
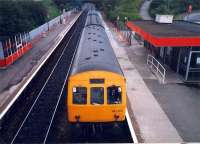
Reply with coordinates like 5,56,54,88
47,15,50,32
116,16,120,31
167,0,169,12
166,0,171,13
124,16,128,30
60,10,62,24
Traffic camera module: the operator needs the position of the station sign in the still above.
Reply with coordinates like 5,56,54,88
196,57,200,64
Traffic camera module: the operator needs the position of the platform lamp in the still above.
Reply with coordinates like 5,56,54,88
116,16,120,31
165,0,171,14
124,16,128,30
167,0,169,12
47,15,50,32
60,10,62,24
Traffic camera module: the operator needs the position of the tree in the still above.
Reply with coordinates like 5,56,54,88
0,1,47,37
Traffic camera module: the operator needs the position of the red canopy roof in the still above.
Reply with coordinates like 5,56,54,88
127,21,200,47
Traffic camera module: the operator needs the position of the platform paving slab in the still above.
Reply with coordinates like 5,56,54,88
0,13,80,117
103,22,183,142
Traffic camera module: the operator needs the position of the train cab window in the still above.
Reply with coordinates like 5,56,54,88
73,87,87,104
107,86,122,104
91,87,104,105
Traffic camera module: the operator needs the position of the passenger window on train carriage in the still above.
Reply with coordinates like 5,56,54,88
73,87,87,104
107,86,122,104
90,87,104,105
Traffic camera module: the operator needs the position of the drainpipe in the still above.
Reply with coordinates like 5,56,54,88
185,47,192,81
176,48,182,73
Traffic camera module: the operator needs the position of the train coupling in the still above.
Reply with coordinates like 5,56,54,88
75,115,80,128
114,114,120,121
75,115,80,122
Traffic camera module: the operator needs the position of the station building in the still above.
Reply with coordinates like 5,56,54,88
127,20,200,82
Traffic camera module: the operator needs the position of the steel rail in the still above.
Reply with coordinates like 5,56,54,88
11,16,82,144
43,20,83,143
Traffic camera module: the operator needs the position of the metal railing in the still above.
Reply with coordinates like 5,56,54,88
147,54,166,84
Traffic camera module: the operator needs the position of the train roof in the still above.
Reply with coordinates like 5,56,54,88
70,25,123,76
85,11,104,28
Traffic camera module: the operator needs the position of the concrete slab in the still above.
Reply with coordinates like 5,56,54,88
0,13,80,119
103,22,183,142
144,79,200,142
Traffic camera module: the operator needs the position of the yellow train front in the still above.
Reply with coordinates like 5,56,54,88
67,11,126,123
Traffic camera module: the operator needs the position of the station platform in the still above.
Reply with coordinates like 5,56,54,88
0,12,80,119
126,36,200,142
129,38,185,84
104,21,183,142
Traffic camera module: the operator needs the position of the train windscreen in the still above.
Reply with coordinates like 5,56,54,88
91,87,104,105
73,87,87,104
107,86,122,104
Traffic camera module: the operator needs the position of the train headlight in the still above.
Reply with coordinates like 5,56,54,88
118,87,122,92
73,87,76,93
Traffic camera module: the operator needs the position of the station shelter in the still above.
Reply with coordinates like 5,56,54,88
127,20,200,82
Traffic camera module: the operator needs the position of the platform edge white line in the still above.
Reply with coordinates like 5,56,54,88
126,110,138,143
10,13,83,144
0,12,82,120
100,11,138,144
43,24,82,143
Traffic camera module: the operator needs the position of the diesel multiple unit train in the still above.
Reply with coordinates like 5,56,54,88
67,11,126,123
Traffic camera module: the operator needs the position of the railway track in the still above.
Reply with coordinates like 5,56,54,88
46,94,133,143
0,11,87,144
0,11,135,143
